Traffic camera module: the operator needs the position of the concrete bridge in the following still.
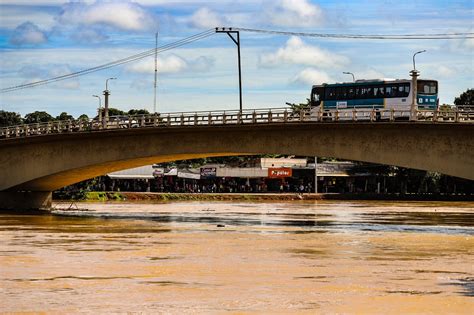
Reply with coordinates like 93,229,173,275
0,107,473,210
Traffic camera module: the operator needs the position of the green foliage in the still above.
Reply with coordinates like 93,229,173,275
0,110,23,127
107,108,126,116
438,104,453,111
128,109,150,115
53,177,99,200
286,98,311,113
164,155,262,168
454,89,473,106
56,112,74,121
78,114,89,121
24,111,54,124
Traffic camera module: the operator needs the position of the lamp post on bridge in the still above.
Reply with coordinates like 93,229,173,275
410,50,426,121
92,95,102,124
343,71,355,82
103,77,116,127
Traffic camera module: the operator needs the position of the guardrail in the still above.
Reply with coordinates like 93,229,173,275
1,107,473,139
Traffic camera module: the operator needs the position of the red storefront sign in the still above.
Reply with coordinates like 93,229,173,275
268,168,292,178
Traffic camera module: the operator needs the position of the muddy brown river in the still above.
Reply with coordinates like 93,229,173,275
1,201,473,313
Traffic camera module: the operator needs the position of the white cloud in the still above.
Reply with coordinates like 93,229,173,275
353,69,386,81
127,55,188,74
9,22,48,46
189,56,215,72
72,28,108,43
57,1,158,32
434,65,456,78
188,7,226,29
130,79,153,91
293,68,332,85
267,0,324,27
18,64,80,89
0,7,56,30
126,54,215,74
260,36,349,68
463,37,474,49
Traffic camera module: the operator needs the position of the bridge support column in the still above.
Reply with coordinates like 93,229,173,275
0,191,52,211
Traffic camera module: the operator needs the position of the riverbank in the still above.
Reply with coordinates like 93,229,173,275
58,191,474,202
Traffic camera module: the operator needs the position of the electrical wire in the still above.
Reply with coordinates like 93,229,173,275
1,29,215,93
3,27,472,93
233,27,474,40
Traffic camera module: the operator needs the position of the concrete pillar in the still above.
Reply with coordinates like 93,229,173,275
0,191,52,211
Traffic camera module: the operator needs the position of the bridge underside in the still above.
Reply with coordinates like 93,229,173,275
0,122,473,210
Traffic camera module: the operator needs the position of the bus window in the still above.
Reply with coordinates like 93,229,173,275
366,87,373,99
327,87,337,100
336,87,345,99
392,86,400,97
374,87,383,97
418,81,437,95
402,83,410,97
347,87,355,98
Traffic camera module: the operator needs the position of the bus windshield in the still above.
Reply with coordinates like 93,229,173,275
311,87,324,106
418,80,437,95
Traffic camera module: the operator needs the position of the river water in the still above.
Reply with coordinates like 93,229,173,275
1,201,473,314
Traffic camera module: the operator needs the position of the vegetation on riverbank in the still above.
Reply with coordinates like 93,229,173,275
58,191,474,202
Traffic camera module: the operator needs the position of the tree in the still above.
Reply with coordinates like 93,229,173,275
56,112,74,121
0,110,23,127
24,111,54,124
438,104,453,111
286,98,311,113
78,114,89,121
454,89,474,106
107,108,126,116
128,109,150,115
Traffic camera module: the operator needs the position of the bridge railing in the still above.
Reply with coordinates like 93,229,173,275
1,107,473,139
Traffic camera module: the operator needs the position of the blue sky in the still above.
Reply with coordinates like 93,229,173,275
0,0,473,117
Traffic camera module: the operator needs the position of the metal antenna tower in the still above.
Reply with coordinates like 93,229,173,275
153,32,158,113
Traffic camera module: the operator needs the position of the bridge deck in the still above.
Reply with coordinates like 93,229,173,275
1,107,473,140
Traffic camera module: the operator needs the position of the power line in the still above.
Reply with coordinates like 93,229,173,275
3,27,472,93
232,27,474,39
1,29,215,93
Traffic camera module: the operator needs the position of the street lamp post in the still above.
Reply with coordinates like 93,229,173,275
343,72,355,82
92,95,102,124
103,77,117,127
410,50,426,121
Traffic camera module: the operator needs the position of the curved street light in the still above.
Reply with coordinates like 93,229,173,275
106,77,117,91
92,94,101,107
93,94,102,122
343,71,355,82
412,50,426,71
410,50,426,121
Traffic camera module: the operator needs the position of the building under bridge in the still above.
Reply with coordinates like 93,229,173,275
104,158,379,194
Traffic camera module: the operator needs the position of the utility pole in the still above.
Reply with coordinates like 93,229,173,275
154,32,158,113
215,27,243,113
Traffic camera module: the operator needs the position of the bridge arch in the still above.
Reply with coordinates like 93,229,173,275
0,122,473,209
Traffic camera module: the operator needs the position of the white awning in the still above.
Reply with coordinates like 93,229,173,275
108,165,154,179
177,171,201,179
